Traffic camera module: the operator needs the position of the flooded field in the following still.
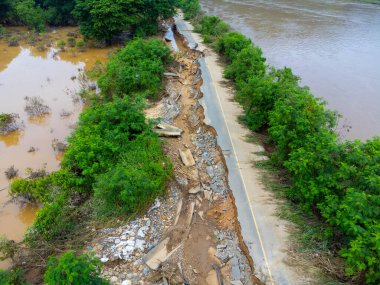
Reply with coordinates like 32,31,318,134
0,27,113,267
201,0,380,140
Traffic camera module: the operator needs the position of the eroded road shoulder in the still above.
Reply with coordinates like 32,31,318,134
89,22,261,285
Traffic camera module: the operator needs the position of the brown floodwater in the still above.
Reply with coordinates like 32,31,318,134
200,0,380,140
0,27,113,268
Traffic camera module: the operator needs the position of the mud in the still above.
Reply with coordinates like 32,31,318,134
0,27,114,268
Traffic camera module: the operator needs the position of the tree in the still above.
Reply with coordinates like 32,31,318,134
35,0,76,25
0,0,12,22
73,0,176,43
15,0,46,32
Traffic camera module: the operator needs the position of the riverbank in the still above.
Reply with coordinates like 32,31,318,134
178,1,380,284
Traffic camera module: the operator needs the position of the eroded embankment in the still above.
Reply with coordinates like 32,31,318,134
89,24,261,285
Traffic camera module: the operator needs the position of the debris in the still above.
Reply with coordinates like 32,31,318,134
4,165,18,180
212,264,224,285
52,139,67,152
164,72,180,78
188,185,202,194
143,238,181,271
187,201,196,226
154,123,183,137
100,257,109,263
179,149,195,166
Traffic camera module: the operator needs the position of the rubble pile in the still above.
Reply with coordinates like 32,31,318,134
92,187,182,284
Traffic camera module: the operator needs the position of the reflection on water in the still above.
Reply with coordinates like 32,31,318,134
201,0,380,140
0,30,113,264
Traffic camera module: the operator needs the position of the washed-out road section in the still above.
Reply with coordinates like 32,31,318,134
175,14,302,285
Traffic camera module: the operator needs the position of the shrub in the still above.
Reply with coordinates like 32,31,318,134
75,39,86,51
268,89,338,164
44,251,109,285
57,39,66,51
15,0,46,32
62,98,148,190
236,67,300,131
27,194,75,242
7,35,19,47
0,268,28,285
94,133,172,216
67,37,76,47
98,38,171,100
0,113,20,134
178,0,200,20
193,16,230,43
215,32,252,61
224,45,266,82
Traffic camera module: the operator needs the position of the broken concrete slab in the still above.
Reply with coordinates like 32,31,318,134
143,238,182,271
153,123,183,137
189,185,202,194
164,72,180,78
143,238,170,270
179,149,195,166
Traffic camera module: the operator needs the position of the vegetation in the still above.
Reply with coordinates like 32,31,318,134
1,0,175,43
0,113,20,134
178,1,380,284
0,268,29,285
98,38,171,100
44,251,109,285
73,0,176,43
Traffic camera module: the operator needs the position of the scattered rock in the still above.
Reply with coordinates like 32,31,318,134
179,149,195,166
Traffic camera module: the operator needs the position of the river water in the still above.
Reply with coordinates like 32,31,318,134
200,0,380,140
0,28,113,268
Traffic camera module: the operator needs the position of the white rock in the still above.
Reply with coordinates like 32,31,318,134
126,239,135,247
135,239,146,251
115,238,121,244
100,257,109,263
110,276,118,283
121,280,132,285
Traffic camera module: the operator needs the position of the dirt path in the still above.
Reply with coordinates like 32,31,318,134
174,13,307,285
91,24,260,285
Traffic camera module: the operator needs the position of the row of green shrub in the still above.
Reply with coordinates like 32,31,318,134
179,2,380,284
0,0,177,43
7,38,173,283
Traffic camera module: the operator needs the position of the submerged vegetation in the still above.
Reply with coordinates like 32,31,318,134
179,1,380,284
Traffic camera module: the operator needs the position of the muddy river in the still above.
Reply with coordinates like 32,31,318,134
201,0,380,140
0,28,112,267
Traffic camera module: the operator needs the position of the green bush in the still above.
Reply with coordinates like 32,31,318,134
236,67,300,131
94,133,172,216
10,170,73,203
224,45,266,82
15,0,46,32
44,251,109,285
268,88,338,164
177,0,200,20
193,16,230,43
215,32,252,61
27,194,75,242
62,97,148,190
0,268,28,285
98,38,171,100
